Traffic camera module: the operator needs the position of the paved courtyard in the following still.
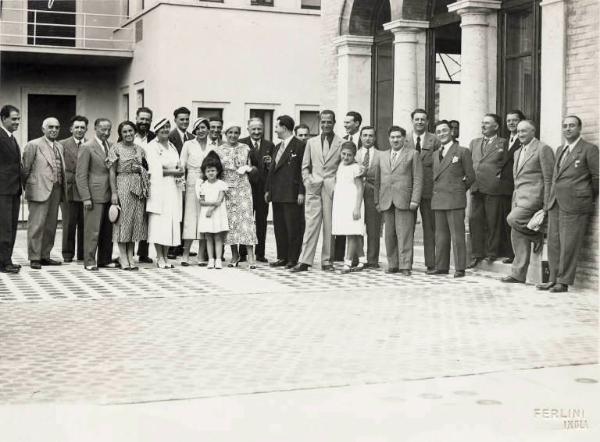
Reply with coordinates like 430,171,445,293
0,227,597,409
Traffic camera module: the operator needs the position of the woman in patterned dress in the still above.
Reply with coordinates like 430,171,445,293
108,121,149,270
216,123,258,268
180,117,213,266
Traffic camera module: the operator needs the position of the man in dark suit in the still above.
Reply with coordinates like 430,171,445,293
429,120,475,277
294,124,311,143
406,108,441,271
0,105,23,274
239,117,275,263
134,107,155,264
59,115,88,263
22,117,67,269
537,116,599,293
501,120,555,284
374,126,423,276
76,118,115,271
499,110,526,264
265,115,305,268
468,114,510,267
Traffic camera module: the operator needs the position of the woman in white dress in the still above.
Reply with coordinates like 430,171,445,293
180,117,213,266
145,118,184,269
331,141,365,273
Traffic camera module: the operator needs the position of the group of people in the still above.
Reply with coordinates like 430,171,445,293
0,103,597,293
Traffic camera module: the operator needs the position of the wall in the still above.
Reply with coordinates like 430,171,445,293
564,0,599,289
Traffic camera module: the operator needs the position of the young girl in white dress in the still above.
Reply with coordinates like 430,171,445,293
195,151,229,269
331,141,365,273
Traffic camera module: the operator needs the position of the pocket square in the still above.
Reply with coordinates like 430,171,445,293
452,156,459,164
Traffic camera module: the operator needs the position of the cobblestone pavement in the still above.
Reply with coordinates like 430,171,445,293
0,228,597,405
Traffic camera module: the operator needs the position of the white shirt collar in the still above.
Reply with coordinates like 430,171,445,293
95,136,106,147
44,136,55,146
281,134,294,148
413,132,425,144
566,137,581,151
484,134,497,142
177,127,186,141
1,125,13,137
509,133,517,143
442,140,453,157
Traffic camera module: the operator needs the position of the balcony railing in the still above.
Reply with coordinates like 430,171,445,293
0,7,134,52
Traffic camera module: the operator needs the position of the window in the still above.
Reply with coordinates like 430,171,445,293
197,108,223,120
301,0,321,10
299,111,320,137
251,0,274,6
135,19,143,43
249,109,273,141
136,89,144,108
122,93,129,121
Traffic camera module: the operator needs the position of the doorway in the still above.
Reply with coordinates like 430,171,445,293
27,94,76,141
371,0,393,149
27,0,76,47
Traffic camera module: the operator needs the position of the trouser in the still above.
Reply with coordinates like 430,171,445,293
83,201,113,267
547,205,589,285
0,194,21,267
299,180,334,266
27,184,62,261
499,195,514,258
383,206,415,270
470,192,510,258
61,200,84,260
363,182,382,265
272,201,303,264
419,197,436,268
507,206,541,282
434,208,466,271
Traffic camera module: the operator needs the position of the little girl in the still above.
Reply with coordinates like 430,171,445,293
331,141,365,273
196,151,229,269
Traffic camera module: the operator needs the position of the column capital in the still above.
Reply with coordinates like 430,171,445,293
383,20,429,44
448,1,501,15
333,35,374,57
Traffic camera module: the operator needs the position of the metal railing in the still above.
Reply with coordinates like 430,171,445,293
0,7,134,51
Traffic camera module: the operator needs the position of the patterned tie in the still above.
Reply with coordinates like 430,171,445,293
439,148,444,162
482,138,489,154
362,148,370,169
275,141,285,164
415,136,421,153
518,145,528,169
102,140,109,156
559,146,571,169
391,151,398,167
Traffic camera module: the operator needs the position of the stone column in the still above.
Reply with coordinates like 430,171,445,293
383,19,429,130
448,1,501,144
333,35,374,124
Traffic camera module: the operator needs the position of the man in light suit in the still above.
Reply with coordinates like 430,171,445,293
374,125,423,276
22,117,66,269
59,115,88,263
356,126,383,268
537,116,599,293
0,105,23,274
428,120,476,278
406,108,441,271
265,115,306,269
292,110,343,272
468,114,510,267
501,120,554,284
76,118,115,271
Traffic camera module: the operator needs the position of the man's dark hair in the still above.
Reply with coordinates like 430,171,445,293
173,107,191,118
136,107,153,117
320,109,336,123
411,108,428,120
388,125,406,136
485,113,502,127
360,125,376,137
346,111,362,125
94,118,111,128
506,109,526,121
434,120,451,130
209,116,223,124
294,123,310,134
0,105,19,120
277,115,295,133
70,115,89,127
564,115,582,128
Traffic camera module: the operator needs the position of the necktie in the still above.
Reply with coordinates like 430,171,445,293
323,137,330,157
439,148,444,162
254,141,259,151
102,140,109,156
391,151,398,167
559,146,571,169
362,148,370,169
275,141,285,164
518,145,528,169
482,138,489,154
344,134,350,141
415,136,421,153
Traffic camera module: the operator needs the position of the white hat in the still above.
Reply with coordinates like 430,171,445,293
192,117,209,134
108,204,121,223
224,122,242,135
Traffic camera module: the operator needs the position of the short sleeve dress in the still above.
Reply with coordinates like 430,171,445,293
196,179,229,234
106,143,148,243
332,162,364,236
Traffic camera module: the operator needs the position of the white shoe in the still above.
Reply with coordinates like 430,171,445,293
215,259,222,269
207,259,215,269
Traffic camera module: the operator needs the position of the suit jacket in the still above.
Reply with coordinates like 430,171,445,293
470,136,511,195
512,138,555,211
357,146,385,186
406,132,441,199
240,136,275,208
59,136,86,201
168,129,194,155
301,133,344,195
374,147,423,211
548,138,599,214
0,128,22,196
266,137,306,203
22,136,66,202
75,138,112,204
431,142,476,210
499,136,521,193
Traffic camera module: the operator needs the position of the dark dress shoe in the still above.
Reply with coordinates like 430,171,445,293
426,266,435,271
502,257,514,264
30,261,42,270
427,269,449,275
63,258,73,263
181,261,190,267
285,261,297,269
536,281,555,291
40,258,61,266
500,276,524,283
486,256,497,264
549,283,568,293
321,264,334,271
256,256,269,263
167,254,177,260
0,264,20,273
270,259,287,267
467,257,483,269
454,270,466,278
399,269,412,276
385,267,399,274
364,263,380,269
12,263,22,269
190,252,198,257
139,257,153,264
290,263,309,273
